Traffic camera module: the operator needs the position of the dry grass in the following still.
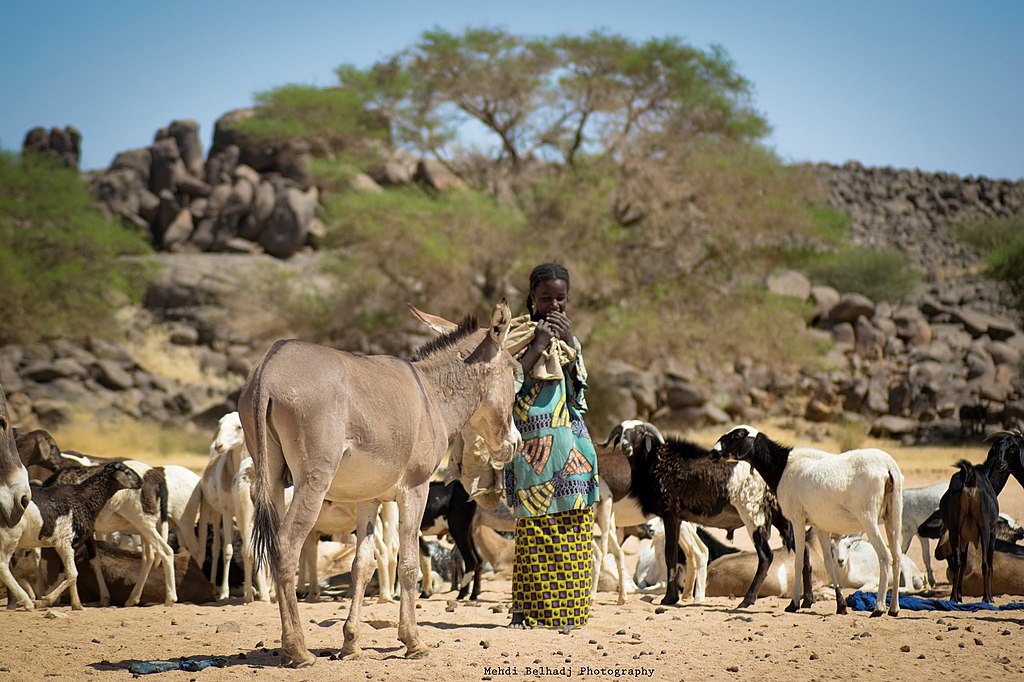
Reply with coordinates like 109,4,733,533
128,328,235,392
50,409,210,474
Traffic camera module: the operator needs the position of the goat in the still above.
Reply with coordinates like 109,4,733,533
633,520,739,592
936,460,999,602
44,460,177,606
418,480,481,600
899,482,949,587
834,534,925,591
13,429,62,482
1,462,141,609
711,425,904,617
959,401,989,437
607,421,800,608
917,428,1024,540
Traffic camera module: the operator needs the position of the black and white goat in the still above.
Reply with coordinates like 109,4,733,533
0,462,142,609
419,480,481,600
936,460,999,602
712,425,904,617
606,421,798,607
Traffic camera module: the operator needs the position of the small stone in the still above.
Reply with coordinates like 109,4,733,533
860,632,872,638
959,643,966,649
935,635,944,641
936,618,946,625
631,633,641,641
596,645,604,651
918,655,926,660
1003,629,1012,636
43,611,67,620
480,640,490,650
589,640,597,645
490,604,504,613
255,641,264,648
966,625,975,633
91,639,101,644
655,607,668,614
900,645,911,653
216,622,241,634
975,638,984,646
727,666,739,673
809,653,819,661
997,656,1011,664
616,629,626,635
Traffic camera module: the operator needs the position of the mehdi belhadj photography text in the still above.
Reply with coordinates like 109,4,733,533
482,665,657,678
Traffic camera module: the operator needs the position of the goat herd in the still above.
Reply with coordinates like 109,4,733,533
2,373,1024,668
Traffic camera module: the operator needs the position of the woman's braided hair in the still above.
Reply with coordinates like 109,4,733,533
526,262,571,318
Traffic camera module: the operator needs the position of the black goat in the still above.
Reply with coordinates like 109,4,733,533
419,480,481,600
936,460,999,602
604,421,802,608
1,461,142,610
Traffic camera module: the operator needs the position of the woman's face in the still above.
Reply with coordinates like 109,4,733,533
531,279,569,319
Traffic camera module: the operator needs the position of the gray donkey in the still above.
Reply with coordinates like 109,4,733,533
241,300,521,667
0,384,32,531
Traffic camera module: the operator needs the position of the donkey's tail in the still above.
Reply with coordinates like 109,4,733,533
249,369,281,578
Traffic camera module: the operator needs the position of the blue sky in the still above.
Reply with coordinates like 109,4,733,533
2,1,1021,178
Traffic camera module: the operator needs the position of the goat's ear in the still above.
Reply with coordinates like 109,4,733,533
488,299,512,348
408,304,458,335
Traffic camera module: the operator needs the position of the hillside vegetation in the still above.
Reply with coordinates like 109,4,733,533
221,28,881,373
5,27,971,391
0,152,151,344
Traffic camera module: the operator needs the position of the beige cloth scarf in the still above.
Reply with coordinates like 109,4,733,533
504,314,577,381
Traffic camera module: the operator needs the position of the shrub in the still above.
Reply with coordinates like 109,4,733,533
0,152,151,344
954,215,1024,309
804,246,921,302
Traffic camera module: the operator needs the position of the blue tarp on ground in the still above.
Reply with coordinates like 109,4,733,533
127,657,228,675
847,590,1024,612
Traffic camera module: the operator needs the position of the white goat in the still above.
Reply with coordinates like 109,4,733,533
712,425,904,617
632,517,709,600
834,534,924,591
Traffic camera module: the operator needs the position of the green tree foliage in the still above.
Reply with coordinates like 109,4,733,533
0,152,151,344
335,27,768,168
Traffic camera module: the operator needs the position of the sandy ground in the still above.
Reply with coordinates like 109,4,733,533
3,441,1024,680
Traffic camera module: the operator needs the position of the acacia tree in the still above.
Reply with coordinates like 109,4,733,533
335,28,768,170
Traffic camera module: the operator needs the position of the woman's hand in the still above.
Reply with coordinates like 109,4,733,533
533,319,555,348
546,311,574,345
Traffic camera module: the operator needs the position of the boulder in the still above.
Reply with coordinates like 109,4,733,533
827,293,876,324
893,306,932,346
871,415,918,437
767,270,811,301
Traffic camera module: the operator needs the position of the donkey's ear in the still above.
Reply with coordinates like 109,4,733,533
489,298,512,348
408,304,459,335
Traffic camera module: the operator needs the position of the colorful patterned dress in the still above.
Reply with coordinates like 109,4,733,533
504,337,600,628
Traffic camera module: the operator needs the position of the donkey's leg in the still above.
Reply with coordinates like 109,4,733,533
276,483,330,668
397,485,430,659
342,501,382,659
919,536,936,588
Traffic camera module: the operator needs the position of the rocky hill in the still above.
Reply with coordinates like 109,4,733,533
5,122,1023,443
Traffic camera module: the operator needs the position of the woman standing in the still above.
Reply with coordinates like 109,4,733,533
504,262,600,629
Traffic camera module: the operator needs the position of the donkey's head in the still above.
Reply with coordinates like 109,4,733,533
464,299,522,464
0,383,31,528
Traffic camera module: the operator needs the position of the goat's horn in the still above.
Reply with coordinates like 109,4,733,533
985,430,1017,443
641,421,667,444
599,424,624,448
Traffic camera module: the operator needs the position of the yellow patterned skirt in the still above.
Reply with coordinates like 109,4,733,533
511,507,593,628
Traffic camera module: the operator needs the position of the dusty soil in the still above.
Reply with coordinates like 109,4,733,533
3,437,1024,681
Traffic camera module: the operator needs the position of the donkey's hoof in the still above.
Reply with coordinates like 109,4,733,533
785,602,799,613
869,609,884,618
801,597,814,609
405,643,429,659
737,597,755,609
282,651,317,668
